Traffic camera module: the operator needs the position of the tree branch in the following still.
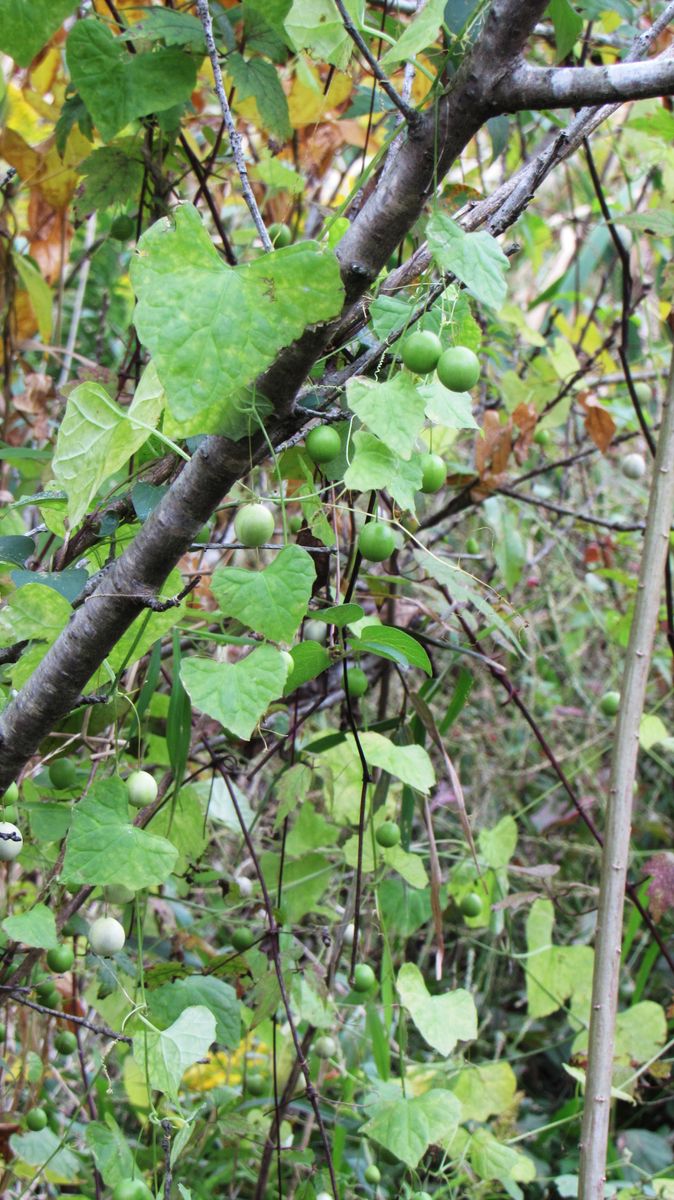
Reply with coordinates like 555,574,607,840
494,54,674,113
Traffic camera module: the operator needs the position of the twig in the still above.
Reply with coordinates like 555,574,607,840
332,0,419,124
195,0,273,251
161,1119,172,1199
496,487,646,533
1,989,131,1042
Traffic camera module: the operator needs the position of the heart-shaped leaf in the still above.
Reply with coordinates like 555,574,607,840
212,546,315,643
180,646,287,740
61,778,178,891
396,962,476,1055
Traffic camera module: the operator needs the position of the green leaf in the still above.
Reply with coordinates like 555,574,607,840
85,1118,135,1187
346,376,427,460
383,844,428,888
53,365,164,526
359,732,435,793
134,8,206,49
478,815,518,869
414,549,523,654
419,379,478,430
131,205,344,439
0,582,70,648
546,0,583,61
2,903,58,949
181,646,287,740
283,640,331,694
483,497,526,592
10,1129,81,1184
343,431,423,511
360,1087,461,1169
0,0,77,67
469,1128,536,1187
13,253,52,341
427,212,509,310
381,0,446,65
450,1061,517,1122
0,535,35,567
284,0,361,68
227,53,291,140
315,603,364,627
397,963,477,1055
146,786,207,874
75,144,144,218
212,546,315,643
353,625,432,675
61,777,178,891
524,899,594,1020
66,20,197,143
148,977,240,1050
260,850,332,922
618,210,674,236
133,1006,216,1100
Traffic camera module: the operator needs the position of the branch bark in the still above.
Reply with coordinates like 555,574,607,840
493,54,674,113
578,343,674,1199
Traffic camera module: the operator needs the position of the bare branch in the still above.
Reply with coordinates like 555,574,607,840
494,53,674,113
332,0,419,124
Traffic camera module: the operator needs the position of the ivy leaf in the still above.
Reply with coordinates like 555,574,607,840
359,732,435,793
469,1128,536,1187
148,977,240,1050
131,205,344,439
346,376,427,460
344,431,423,511
450,1062,517,1123
284,0,361,69
75,144,144,218
133,1007,216,1101
85,1119,135,1188
212,546,315,643
396,963,477,1055
381,0,446,66
283,641,331,695
227,53,291,140
419,379,478,430
2,903,58,949
66,20,197,143
427,212,509,310
61,778,178,891
180,646,287,740
0,0,78,67
0,582,70,648
360,1087,461,1168
478,815,518,869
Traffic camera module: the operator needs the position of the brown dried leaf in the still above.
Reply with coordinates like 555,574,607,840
579,394,616,452
645,852,674,921
475,410,512,481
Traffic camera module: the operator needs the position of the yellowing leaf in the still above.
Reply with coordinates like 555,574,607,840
287,58,352,127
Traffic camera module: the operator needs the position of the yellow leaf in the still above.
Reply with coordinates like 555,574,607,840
288,58,352,128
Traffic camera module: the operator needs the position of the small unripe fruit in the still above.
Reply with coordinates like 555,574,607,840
126,770,158,808
306,425,341,465
460,892,483,918
353,963,376,993
113,1182,154,1200
346,667,368,699
342,922,355,946
46,945,74,974
358,522,395,563
465,537,479,554
375,821,401,849
231,928,255,952
304,619,328,643
268,222,292,248
436,346,480,392
621,453,646,480
314,1035,337,1059
234,504,275,548
401,330,442,374
0,822,23,861
3,804,17,823
54,1030,77,1055
110,214,135,241
3,782,18,805
634,381,652,405
289,514,303,534
246,1072,266,1096
419,452,446,494
88,916,126,956
26,1108,48,1131
364,1165,381,1185
48,758,77,790
533,427,551,446
599,690,620,716
280,650,295,677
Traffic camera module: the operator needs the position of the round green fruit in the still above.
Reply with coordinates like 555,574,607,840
634,381,652,405
599,690,620,717
304,619,328,643
353,963,376,993
54,1030,77,1055
314,1035,337,1059
289,514,303,535
269,222,292,248
48,758,77,790
622,452,646,480
375,821,401,849
460,892,483,918
358,521,395,563
46,945,74,974
3,782,18,805
419,452,446,494
0,821,22,860
401,330,442,374
436,346,480,392
194,524,211,545
2,804,17,823
110,214,135,241
306,425,341,465
280,650,295,677
231,927,255,953
26,1108,48,1131
234,504,275,548
246,1072,266,1096
36,977,56,1001
112,1181,153,1200
533,427,551,446
364,1165,381,1185
43,988,61,1010
88,916,126,956
465,537,479,555
126,770,157,808
346,667,368,699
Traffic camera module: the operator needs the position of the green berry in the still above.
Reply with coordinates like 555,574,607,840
533,427,551,446
3,804,17,823
375,821,400,849
436,346,480,392
364,1165,381,1185
401,330,442,374
289,514,303,534
110,214,136,241
622,453,646,480
314,1035,337,1059
234,504,275,548
419,452,446,494
460,892,483,918
346,667,368,699
231,928,255,953
304,619,328,643
246,1072,266,1096
126,770,158,808
358,521,395,563
634,381,652,405
54,1030,77,1055
268,222,292,248
46,945,74,974
599,690,620,716
26,1108,48,1131
3,782,18,805
465,537,479,554
48,758,77,790
0,822,22,860
306,425,341,465
353,963,376,993
280,650,295,677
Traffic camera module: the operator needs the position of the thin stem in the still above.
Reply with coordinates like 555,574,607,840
332,0,419,124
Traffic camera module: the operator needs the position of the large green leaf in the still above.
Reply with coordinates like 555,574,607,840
469,1129,536,1187
360,1087,461,1169
85,1118,135,1188
450,1061,517,1122
396,963,476,1055
343,431,423,511
359,732,435,793
131,205,344,438
227,53,291,140
0,582,70,648
346,376,427,460
212,546,315,643
2,903,58,949
148,977,240,1050
546,0,583,60
525,899,594,1020
66,20,197,142
61,778,178,891
0,0,77,66
427,212,509,310
284,0,361,68
133,1006,216,1101
180,646,288,740
9,1129,80,1184
53,365,164,526
381,0,446,65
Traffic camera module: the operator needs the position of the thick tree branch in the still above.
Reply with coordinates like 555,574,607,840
494,55,674,113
